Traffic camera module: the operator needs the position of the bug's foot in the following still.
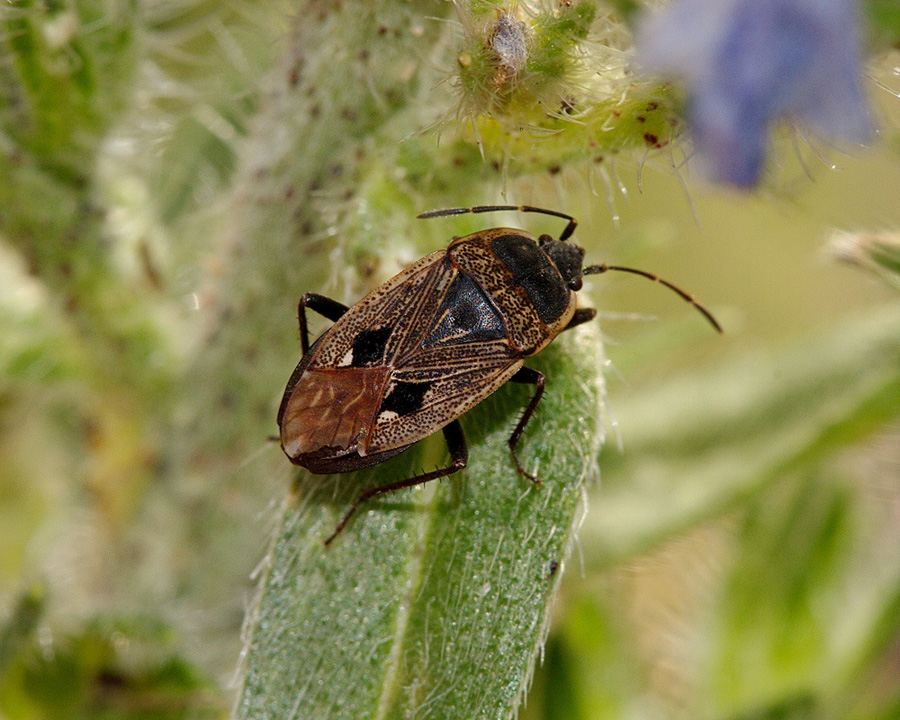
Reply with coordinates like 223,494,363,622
526,473,543,489
510,449,542,488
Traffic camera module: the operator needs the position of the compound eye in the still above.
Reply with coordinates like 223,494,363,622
568,277,583,291
538,234,554,246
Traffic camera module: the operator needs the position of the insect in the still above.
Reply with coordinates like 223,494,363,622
278,205,721,545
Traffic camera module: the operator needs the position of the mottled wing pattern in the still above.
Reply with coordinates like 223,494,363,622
363,341,523,454
282,251,454,460
286,246,531,459
361,265,526,454
305,251,455,371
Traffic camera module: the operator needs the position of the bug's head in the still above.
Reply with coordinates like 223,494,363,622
539,234,587,291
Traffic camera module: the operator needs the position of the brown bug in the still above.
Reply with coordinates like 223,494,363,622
278,205,721,545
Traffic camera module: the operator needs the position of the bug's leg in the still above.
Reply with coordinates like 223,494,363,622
564,308,596,331
417,206,578,242
507,367,546,485
298,293,350,354
324,421,469,546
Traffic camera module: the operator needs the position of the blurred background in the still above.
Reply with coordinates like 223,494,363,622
520,57,900,719
1,1,899,718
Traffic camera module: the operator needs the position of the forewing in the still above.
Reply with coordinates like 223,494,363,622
280,366,391,459
306,252,454,371
295,247,529,456
363,340,523,454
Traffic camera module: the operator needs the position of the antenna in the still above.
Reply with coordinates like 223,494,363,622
583,264,722,333
418,205,578,241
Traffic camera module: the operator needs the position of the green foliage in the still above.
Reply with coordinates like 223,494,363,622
238,328,604,719
454,0,668,172
0,602,220,720
520,308,900,720
587,306,900,565
1,0,137,174
866,0,900,44
0,1,898,720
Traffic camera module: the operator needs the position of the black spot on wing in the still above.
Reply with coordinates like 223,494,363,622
380,381,432,417
351,327,392,366
424,273,506,347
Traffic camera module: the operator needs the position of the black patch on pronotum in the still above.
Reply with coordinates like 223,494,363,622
350,327,392,367
380,381,432,417
491,234,570,325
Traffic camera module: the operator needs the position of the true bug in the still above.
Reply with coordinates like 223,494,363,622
278,205,721,545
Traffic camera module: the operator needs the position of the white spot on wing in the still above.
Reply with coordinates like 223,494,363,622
338,348,354,367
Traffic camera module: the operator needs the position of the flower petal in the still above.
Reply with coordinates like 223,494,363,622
636,0,873,188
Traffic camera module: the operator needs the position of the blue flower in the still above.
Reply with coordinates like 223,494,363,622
636,0,873,188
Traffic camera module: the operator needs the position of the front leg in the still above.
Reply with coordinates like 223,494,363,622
298,293,350,354
507,367,546,484
564,307,596,331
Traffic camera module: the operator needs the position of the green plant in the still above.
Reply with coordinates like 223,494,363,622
1,1,898,719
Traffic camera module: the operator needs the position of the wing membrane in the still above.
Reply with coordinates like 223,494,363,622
281,366,391,457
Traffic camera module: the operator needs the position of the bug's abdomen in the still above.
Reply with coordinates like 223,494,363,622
280,366,391,459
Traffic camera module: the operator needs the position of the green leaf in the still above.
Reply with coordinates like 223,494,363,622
523,591,653,720
828,230,900,290
866,0,900,45
0,586,44,676
237,324,605,720
583,304,900,566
